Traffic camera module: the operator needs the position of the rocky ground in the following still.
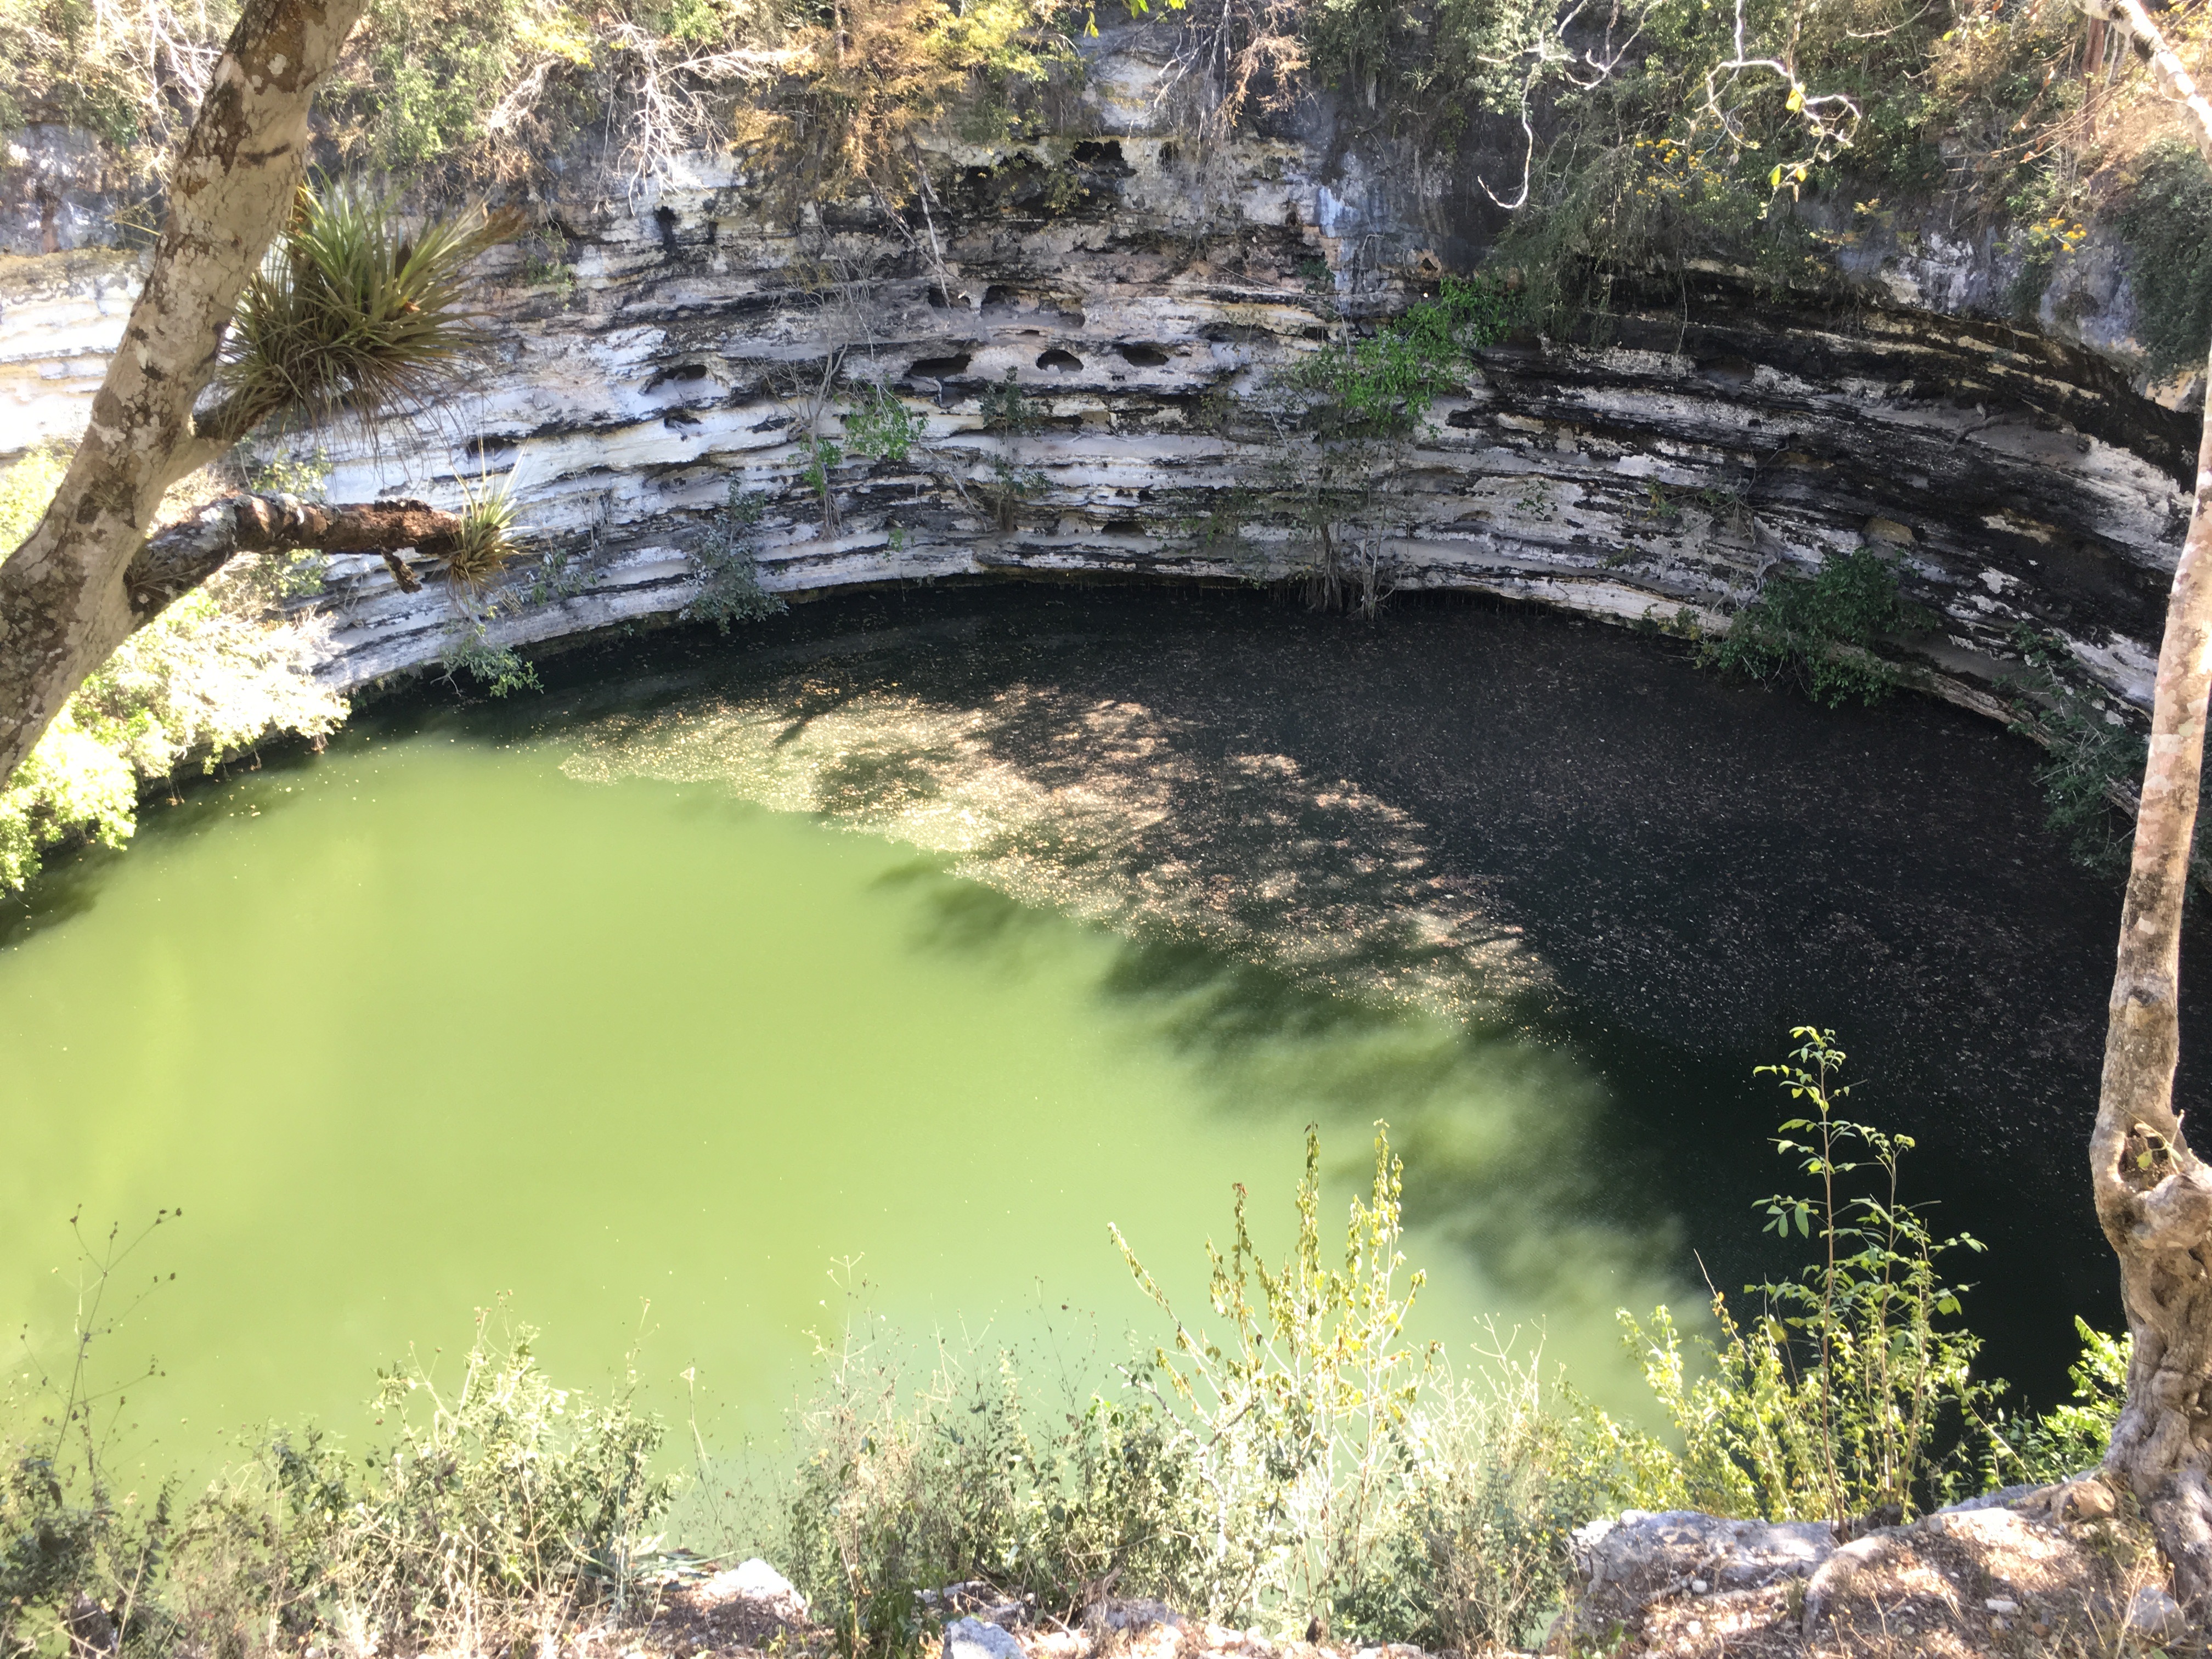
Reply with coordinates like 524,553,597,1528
617,1488,2197,1659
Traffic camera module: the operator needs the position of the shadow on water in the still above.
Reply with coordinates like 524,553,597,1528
539,580,2160,1406
883,867,1693,1378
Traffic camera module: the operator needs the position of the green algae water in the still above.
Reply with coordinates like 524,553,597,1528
0,583,2163,1480
0,688,1681,1481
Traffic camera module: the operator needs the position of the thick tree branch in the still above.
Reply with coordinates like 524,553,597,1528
125,493,462,615
0,0,369,783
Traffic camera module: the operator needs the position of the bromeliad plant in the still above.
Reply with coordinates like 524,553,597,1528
206,180,521,446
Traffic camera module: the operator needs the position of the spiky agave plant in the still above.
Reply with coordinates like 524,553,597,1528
206,182,520,444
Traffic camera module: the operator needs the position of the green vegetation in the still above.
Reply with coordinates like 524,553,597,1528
1696,545,1927,707
1623,1029,1996,1522
0,448,347,893
759,1034,2127,1654
2114,138,2212,381
3,1229,677,1659
443,623,544,695
1,0,2199,357
2005,623,2147,878
1224,275,1515,613
684,479,785,631
1992,1317,2131,1485
1291,276,1514,441
213,182,518,445
1,1032,2133,1657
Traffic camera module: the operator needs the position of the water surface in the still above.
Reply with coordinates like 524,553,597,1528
1,585,2166,1479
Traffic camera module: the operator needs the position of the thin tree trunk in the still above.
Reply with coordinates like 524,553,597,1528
0,0,369,783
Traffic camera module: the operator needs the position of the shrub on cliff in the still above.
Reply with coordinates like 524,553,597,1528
1697,546,1931,708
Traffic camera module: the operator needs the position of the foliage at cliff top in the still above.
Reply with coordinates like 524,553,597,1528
0,0,1085,200
4,0,2206,271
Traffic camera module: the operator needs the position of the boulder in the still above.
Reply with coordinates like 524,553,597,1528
1570,1509,1836,1597
947,1615,1028,1659
1560,1498,2177,1656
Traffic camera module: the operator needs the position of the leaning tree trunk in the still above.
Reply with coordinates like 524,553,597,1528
0,0,369,783
2076,0,2212,1610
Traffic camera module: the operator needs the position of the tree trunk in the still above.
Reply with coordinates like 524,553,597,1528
0,0,368,783
2093,346,2212,1607
126,493,466,609
2063,0,2212,1612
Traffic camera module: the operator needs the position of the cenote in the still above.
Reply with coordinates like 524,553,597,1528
0,585,2176,1477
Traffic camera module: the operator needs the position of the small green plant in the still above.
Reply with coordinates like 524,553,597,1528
842,385,929,464
1623,1028,1998,1525
1,1213,182,1659
1697,547,1928,707
238,442,334,500
521,226,577,294
523,541,599,606
2005,623,2147,879
439,472,528,594
442,623,540,696
983,455,1049,530
978,368,1039,436
1988,1318,2129,1487
1114,1126,1436,1626
212,180,517,443
188,1310,678,1655
1291,276,1514,440
685,481,785,632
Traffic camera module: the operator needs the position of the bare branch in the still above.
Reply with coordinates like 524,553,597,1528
125,493,463,616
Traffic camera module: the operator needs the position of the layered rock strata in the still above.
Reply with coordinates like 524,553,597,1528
0,30,2197,715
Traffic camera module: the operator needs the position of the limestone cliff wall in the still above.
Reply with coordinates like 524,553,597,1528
0,22,2197,714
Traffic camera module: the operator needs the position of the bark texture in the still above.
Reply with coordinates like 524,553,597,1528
125,493,462,611
0,0,368,782
2093,357,2212,1606
2069,0,2212,1612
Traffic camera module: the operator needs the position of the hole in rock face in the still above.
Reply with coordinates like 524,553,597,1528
981,284,1022,314
1697,354,1756,386
1036,348,1084,371
906,353,973,381
1070,139,1134,176
1444,409,1482,430
645,362,710,392
1118,343,1171,368
653,205,679,255
927,285,959,308
1103,518,1145,536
